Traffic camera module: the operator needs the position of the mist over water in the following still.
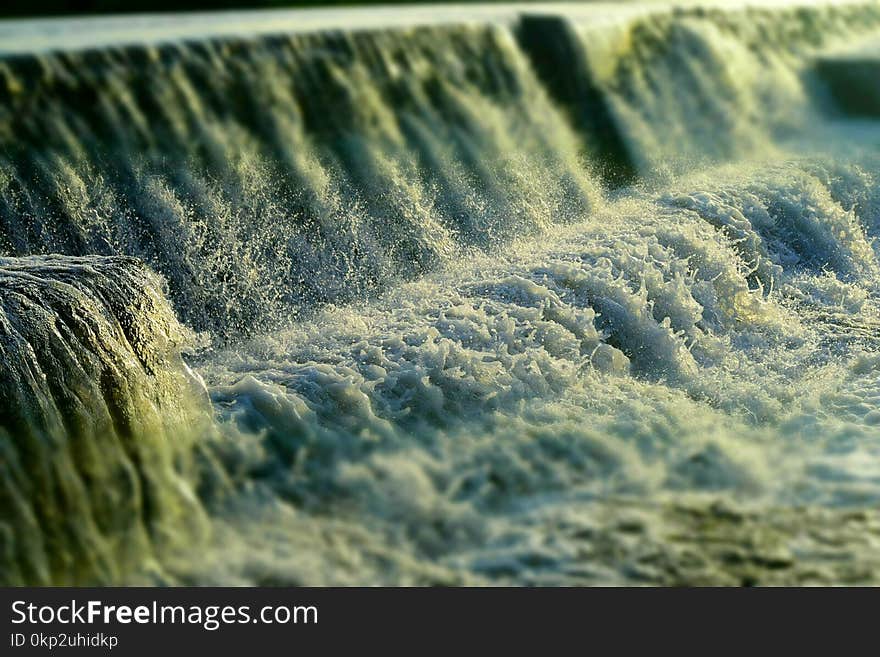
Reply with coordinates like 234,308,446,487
4,1,880,585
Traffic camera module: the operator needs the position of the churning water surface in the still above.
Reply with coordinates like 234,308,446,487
4,1,880,585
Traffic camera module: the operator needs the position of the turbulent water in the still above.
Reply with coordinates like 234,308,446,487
4,1,880,585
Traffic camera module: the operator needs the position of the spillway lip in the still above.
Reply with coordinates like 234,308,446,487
0,0,871,56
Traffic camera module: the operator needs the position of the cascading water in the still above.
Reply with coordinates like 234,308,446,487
0,256,219,585
0,23,599,336
3,1,880,585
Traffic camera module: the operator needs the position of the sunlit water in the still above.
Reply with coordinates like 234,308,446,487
186,151,880,585
3,1,880,585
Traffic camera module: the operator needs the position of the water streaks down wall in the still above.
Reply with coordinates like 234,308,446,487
0,25,600,336
2,2,880,338
0,256,214,584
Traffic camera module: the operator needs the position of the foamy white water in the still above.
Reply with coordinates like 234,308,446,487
3,1,880,585
180,153,880,585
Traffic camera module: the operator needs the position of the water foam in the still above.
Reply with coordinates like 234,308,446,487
4,1,880,585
